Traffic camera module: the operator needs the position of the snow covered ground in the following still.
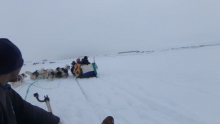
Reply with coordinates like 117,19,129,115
13,44,220,124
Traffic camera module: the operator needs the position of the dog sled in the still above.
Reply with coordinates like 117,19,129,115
73,63,98,78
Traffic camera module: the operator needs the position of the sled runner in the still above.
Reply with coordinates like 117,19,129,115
73,63,98,78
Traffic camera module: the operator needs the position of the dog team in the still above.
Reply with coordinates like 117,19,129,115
9,56,92,88
9,64,70,88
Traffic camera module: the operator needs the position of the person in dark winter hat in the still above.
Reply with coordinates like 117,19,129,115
0,38,61,124
81,56,90,64
0,38,24,76
71,61,76,75
71,61,76,66
76,58,81,64
84,56,88,60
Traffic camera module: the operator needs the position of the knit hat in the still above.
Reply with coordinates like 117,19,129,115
84,56,88,60
71,61,76,66
76,58,80,63
0,38,24,75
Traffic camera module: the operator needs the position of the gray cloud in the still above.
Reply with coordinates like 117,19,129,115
0,0,220,61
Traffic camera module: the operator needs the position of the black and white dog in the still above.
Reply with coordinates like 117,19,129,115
25,68,48,80
46,69,55,81
25,70,39,80
62,64,70,78
54,67,63,78
54,65,70,78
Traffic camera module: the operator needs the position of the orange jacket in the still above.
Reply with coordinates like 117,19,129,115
73,64,81,77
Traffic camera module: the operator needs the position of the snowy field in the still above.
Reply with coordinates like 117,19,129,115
13,44,220,124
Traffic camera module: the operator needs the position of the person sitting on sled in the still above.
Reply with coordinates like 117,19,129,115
0,38,61,124
76,58,81,64
71,61,76,75
0,38,114,124
73,58,82,77
81,56,90,65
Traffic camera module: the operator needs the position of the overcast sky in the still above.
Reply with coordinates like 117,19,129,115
0,0,220,61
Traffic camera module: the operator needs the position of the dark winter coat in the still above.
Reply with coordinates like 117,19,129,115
0,83,60,124
80,58,90,65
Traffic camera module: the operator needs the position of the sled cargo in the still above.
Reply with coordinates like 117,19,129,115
73,63,98,78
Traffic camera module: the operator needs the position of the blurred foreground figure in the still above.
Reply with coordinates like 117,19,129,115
0,38,60,124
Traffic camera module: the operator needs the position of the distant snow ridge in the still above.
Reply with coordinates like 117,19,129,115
118,50,154,54
118,43,220,55
168,43,220,51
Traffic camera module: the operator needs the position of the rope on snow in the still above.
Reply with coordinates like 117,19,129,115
24,78,40,101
